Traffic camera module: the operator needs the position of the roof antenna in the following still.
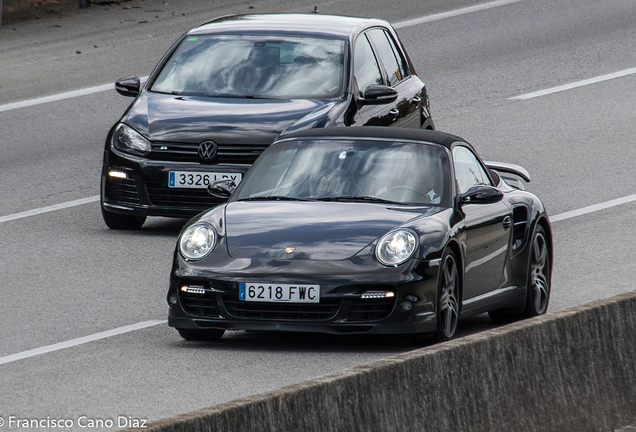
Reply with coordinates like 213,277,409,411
312,6,319,13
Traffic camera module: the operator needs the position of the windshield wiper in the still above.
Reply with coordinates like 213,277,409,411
239,195,310,202
150,90,181,95
201,93,271,99
315,196,402,204
244,94,271,99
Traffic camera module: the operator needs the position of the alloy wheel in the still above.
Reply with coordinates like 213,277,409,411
438,251,459,340
529,230,550,315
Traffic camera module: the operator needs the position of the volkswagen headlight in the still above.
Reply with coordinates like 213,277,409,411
179,223,216,261
375,229,418,266
112,123,151,156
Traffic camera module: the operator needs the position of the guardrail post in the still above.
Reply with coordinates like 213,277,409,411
79,0,91,8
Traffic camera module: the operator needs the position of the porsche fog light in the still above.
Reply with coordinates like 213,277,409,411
376,229,418,266
361,291,395,299
112,123,151,156
400,301,413,312
108,170,127,179
179,223,216,261
169,294,178,305
180,285,205,294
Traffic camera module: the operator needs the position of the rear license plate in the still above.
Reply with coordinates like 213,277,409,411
239,283,320,303
168,171,242,188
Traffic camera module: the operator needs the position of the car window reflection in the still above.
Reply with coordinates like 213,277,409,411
452,145,493,193
354,34,383,97
235,140,450,206
366,29,404,86
151,35,345,99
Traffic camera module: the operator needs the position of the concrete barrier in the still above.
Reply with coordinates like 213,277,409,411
124,291,636,432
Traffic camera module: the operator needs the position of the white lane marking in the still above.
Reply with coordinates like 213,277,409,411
393,0,523,29
0,76,149,113
0,187,634,226
0,85,114,113
0,320,166,366
0,0,522,113
449,195,636,271
0,191,633,365
510,67,636,100
550,194,636,223
0,195,99,224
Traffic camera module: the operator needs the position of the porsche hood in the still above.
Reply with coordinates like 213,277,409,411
224,201,441,260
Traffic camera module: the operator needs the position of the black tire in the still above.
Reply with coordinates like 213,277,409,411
488,224,551,323
177,328,225,341
101,207,146,230
436,248,460,342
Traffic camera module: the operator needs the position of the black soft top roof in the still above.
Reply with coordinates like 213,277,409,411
277,127,467,150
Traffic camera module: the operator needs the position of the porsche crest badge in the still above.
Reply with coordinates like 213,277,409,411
285,247,295,254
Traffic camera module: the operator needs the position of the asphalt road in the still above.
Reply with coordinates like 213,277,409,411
1,0,636,430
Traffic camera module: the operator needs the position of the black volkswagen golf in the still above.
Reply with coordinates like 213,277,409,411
100,13,434,229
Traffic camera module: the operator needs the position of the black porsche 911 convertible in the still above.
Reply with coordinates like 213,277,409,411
167,127,552,342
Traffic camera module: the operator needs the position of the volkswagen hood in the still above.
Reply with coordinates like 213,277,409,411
123,92,333,144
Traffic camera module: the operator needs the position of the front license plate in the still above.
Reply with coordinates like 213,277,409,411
168,171,242,188
239,283,320,303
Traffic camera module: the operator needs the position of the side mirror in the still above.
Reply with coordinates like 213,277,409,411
207,179,237,199
460,185,504,204
359,84,398,105
115,76,141,97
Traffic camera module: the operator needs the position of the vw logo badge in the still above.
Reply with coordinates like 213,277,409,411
198,140,218,161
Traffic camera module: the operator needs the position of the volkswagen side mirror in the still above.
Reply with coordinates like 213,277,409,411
359,84,398,105
207,179,237,199
115,76,141,97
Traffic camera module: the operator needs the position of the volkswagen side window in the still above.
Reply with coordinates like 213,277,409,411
385,32,409,80
354,35,383,97
366,29,403,87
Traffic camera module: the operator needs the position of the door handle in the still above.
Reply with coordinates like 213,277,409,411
389,108,400,116
412,95,422,105
502,216,512,230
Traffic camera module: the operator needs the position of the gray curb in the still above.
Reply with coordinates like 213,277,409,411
123,290,636,432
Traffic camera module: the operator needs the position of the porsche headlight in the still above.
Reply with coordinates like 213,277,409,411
376,229,418,266
179,223,216,261
112,123,151,156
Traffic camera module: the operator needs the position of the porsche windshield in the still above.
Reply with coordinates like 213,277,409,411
151,34,345,99
235,139,451,206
